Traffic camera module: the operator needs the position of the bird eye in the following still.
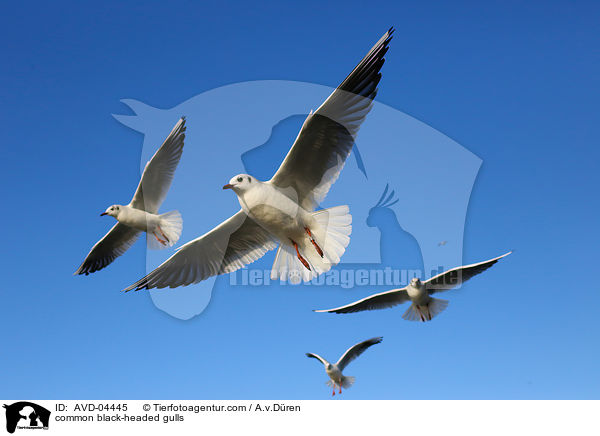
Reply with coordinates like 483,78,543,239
237,177,243,183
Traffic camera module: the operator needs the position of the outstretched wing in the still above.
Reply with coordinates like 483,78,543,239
305,353,329,366
123,211,277,291
130,117,186,213
75,224,140,275
336,337,383,371
426,251,512,294
269,28,394,210
313,288,410,314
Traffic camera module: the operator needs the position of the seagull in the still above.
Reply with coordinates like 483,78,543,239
75,117,186,275
306,337,383,396
123,28,394,291
314,251,511,321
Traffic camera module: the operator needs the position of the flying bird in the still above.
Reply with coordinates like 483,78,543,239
306,337,382,396
124,28,394,291
75,117,186,275
314,251,511,321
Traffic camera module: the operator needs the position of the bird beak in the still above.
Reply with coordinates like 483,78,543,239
222,184,234,190
100,212,108,216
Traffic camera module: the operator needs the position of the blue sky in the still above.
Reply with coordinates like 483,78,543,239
1,0,599,399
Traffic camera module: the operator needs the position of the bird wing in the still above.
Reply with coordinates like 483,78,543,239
130,117,186,213
269,28,394,210
313,288,410,314
74,223,141,275
305,353,329,366
336,337,383,371
123,210,277,291
425,251,512,295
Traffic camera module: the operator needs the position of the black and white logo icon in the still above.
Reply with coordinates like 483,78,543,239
3,402,50,434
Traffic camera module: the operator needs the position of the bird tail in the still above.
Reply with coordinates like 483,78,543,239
270,205,352,284
310,205,352,266
147,210,183,249
326,376,355,389
341,375,355,389
402,298,449,322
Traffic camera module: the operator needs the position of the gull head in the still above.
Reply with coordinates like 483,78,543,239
223,174,256,193
326,363,333,371
101,204,121,218
410,277,422,287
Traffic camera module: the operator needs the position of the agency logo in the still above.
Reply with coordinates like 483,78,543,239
3,402,50,434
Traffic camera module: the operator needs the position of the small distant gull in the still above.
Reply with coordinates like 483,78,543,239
123,28,394,291
75,118,186,275
306,337,382,396
315,251,511,321
438,240,447,246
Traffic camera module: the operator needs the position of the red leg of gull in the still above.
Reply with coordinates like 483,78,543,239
305,227,324,258
291,240,311,271
418,307,425,322
332,388,335,397
339,385,342,394
158,226,170,244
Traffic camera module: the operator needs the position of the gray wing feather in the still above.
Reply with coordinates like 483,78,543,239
75,223,141,275
130,117,186,213
305,353,329,366
313,288,410,314
123,211,277,291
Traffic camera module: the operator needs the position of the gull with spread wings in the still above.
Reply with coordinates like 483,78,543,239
306,337,383,396
75,118,186,275
124,28,393,291
315,252,511,321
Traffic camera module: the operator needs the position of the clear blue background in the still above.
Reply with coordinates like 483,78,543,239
1,0,598,399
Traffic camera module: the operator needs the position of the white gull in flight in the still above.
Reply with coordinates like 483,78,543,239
315,252,511,321
75,117,186,275
306,337,383,396
124,28,394,291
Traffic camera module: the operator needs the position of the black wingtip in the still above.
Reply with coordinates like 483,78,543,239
383,27,395,44
123,281,149,292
